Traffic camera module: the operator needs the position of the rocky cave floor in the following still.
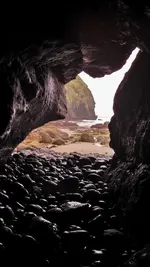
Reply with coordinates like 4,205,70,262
0,151,148,266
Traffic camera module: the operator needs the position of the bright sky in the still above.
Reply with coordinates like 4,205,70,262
79,48,140,119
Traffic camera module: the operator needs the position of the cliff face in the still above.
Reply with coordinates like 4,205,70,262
65,75,96,120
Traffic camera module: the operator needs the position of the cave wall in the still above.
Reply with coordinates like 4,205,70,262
109,51,150,163
0,66,67,163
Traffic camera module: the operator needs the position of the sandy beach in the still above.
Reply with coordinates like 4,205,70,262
16,119,113,157
50,142,114,156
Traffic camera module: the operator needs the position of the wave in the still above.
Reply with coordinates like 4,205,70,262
76,117,111,127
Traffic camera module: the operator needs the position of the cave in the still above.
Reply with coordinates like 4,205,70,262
0,2,150,266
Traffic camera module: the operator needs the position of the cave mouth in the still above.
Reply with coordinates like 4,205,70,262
15,48,139,156
80,47,140,122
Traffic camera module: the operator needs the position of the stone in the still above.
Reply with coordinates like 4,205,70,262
36,169,45,176
124,245,150,267
0,226,13,243
73,172,83,179
0,192,9,203
93,160,106,169
0,242,5,256
92,250,104,260
103,229,124,251
42,180,58,195
98,200,106,208
12,182,29,198
58,177,79,193
62,230,89,251
39,198,48,206
59,193,83,202
79,157,92,167
88,214,104,235
61,201,90,211
16,211,37,231
26,204,45,215
83,165,93,169
52,138,65,145
61,201,91,224
18,174,34,188
0,206,15,223
97,170,105,177
0,218,5,227
92,206,104,217
47,195,56,204
29,216,59,250
84,184,96,190
100,165,107,171
92,260,102,266
68,225,81,231
46,207,63,223
97,180,105,187
87,173,101,183
83,189,101,204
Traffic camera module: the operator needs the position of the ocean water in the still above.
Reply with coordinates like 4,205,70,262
76,117,111,128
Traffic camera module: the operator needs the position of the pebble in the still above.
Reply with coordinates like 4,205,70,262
88,214,104,235
84,189,101,204
26,204,45,215
61,201,90,211
13,182,29,198
58,177,79,193
62,230,89,251
42,180,58,195
74,172,83,179
84,184,96,190
79,157,92,167
103,229,124,252
0,206,15,223
92,206,104,217
18,174,34,188
87,173,101,183
0,192,9,203
46,207,62,223
124,245,150,266
0,151,142,266
93,160,106,169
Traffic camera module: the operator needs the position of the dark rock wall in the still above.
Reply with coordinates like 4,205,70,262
109,51,150,163
0,66,67,163
0,44,82,162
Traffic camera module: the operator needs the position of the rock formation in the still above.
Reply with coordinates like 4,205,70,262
109,51,150,163
0,1,150,163
65,75,96,120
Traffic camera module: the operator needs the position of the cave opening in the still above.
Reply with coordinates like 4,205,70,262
80,48,140,122
15,48,140,156
1,3,150,266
